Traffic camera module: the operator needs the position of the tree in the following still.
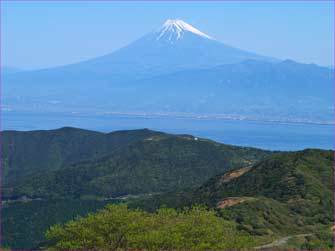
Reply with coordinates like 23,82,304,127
45,204,256,250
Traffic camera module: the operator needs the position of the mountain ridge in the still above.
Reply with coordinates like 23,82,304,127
2,127,271,200
1,127,164,185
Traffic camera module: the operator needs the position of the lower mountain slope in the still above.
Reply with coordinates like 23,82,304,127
129,149,334,249
194,149,333,206
2,199,112,250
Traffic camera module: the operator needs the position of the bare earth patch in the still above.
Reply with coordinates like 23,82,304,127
216,197,254,209
219,166,252,184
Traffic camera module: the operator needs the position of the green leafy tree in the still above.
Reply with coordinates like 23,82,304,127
45,204,256,250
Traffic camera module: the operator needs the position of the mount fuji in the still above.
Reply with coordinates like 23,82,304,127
3,19,333,123
68,19,275,76
6,19,275,78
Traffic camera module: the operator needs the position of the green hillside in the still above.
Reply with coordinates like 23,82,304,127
2,127,270,249
2,199,112,249
129,149,334,249
3,129,269,199
194,149,333,204
2,127,163,185
2,128,332,250
43,147,334,250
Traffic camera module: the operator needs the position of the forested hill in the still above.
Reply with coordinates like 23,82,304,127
2,127,270,200
193,149,333,206
129,149,334,249
2,127,163,185
2,127,270,249
2,127,333,250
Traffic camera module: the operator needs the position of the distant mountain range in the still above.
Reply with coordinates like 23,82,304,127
3,19,333,123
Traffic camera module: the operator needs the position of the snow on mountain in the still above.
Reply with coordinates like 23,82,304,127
156,19,212,42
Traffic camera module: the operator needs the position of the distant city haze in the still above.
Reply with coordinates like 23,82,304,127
2,1,334,70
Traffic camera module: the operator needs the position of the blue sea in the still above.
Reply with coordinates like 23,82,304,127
2,112,333,151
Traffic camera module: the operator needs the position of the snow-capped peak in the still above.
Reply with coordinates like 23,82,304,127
156,19,212,41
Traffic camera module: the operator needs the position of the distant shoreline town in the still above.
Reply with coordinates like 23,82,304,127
3,109,333,126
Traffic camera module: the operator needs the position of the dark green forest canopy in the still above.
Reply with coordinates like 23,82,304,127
128,149,334,249
2,199,111,249
1,127,164,185
129,149,333,207
2,127,270,250
193,149,334,205
3,127,270,199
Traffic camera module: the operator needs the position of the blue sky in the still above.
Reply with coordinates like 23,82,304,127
2,1,334,69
